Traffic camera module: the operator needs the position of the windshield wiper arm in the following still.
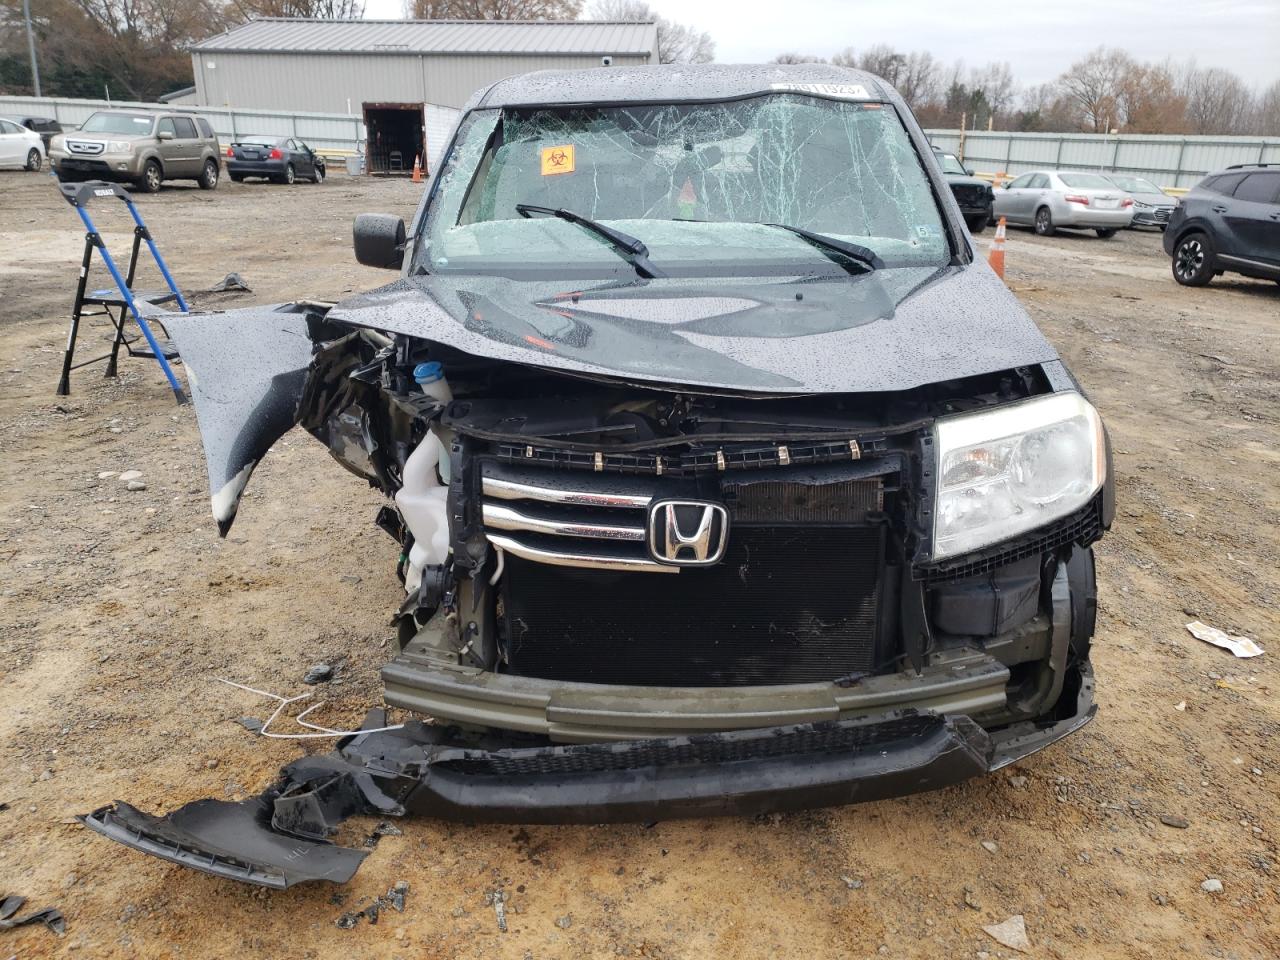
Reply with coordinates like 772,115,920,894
761,223,884,273
516,203,665,279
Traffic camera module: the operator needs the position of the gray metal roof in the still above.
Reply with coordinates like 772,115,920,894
475,63,892,109
191,18,657,56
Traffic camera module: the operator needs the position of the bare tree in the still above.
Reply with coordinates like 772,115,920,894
1256,78,1280,135
409,0,580,17
969,61,1015,118
1116,60,1185,133
1179,63,1256,134
770,52,826,65
1057,47,1130,132
587,0,712,64
231,0,363,17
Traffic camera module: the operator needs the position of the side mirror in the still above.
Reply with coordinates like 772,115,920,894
354,213,406,270
157,130,174,141
965,166,974,176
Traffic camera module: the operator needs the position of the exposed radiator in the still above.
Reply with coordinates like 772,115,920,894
500,526,884,687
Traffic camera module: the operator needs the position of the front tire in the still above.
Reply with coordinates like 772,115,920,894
1034,206,1055,236
1095,228,1117,239
966,214,987,234
138,160,163,194
198,158,219,190
25,148,42,172
1171,232,1215,286
311,163,325,184
283,163,295,185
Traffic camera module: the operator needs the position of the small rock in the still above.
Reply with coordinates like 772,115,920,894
98,471,118,479
118,470,143,482
205,758,219,769
981,840,999,854
1200,878,1223,894
877,946,889,955
963,887,981,910
983,914,1031,953
126,480,147,492
1007,775,1028,789
555,915,573,929
1174,701,1186,711
1159,814,1189,829
840,876,863,890
303,663,333,685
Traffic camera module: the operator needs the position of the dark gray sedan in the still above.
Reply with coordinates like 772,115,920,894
225,136,325,184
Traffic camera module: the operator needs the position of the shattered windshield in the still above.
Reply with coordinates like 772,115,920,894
419,94,949,280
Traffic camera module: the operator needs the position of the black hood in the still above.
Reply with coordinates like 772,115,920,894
327,263,1058,395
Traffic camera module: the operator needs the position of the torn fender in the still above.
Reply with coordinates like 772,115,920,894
164,303,321,535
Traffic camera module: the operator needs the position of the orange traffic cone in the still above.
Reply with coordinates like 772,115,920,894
411,154,423,183
988,216,1007,280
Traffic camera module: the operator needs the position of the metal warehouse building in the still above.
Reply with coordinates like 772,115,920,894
188,18,659,113
187,18,657,174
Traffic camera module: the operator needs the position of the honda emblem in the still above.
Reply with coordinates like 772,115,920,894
647,500,729,566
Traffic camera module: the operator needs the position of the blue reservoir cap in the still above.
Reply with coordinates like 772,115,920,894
413,361,444,384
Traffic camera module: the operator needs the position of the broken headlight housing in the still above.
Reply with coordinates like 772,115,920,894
931,392,1104,559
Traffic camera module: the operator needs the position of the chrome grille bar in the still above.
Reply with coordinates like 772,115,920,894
486,533,676,574
482,475,650,510
483,503,646,542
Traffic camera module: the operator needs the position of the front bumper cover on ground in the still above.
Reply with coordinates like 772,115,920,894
79,670,1095,888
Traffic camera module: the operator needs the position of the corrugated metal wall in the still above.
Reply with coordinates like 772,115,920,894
191,51,651,113
0,94,460,166
927,129,1280,188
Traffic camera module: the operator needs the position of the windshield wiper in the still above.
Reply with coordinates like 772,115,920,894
516,203,665,279
761,223,884,274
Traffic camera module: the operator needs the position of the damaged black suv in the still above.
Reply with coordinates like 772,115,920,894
83,64,1113,888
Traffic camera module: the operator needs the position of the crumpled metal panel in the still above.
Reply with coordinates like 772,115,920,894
163,303,318,534
326,266,1059,394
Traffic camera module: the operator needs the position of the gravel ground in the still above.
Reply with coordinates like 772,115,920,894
0,169,1277,960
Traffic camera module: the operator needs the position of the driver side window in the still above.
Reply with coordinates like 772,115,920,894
1008,174,1034,190
157,118,176,138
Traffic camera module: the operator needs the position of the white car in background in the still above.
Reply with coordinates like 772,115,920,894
0,116,46,171
993,169,1135,238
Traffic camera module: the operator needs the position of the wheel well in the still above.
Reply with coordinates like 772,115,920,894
143,155,163,175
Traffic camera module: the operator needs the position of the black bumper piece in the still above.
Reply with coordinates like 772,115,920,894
79,676,1095,888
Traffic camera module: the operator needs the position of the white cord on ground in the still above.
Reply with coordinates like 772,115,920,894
216,677,405,739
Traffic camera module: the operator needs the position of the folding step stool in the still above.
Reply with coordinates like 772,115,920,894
55,181,189,404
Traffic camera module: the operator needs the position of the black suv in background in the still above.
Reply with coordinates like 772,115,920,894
17,116,62,150
1165,164,1280,286
933,147,994,233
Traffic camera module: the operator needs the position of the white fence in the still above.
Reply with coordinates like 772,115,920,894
926,129,1280,188
0,95,461,169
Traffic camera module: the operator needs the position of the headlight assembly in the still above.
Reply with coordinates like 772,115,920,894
931,392,1104,559
108,141,130,153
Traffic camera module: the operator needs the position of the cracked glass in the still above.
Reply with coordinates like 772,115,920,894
419,94,949,279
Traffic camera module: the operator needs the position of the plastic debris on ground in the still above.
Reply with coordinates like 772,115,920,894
205,272,252,293
1186,621,1264,659
334,882,409,930
982,914,1030,953
1,893,66,937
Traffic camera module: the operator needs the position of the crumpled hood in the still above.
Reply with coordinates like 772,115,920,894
328,263,1058,394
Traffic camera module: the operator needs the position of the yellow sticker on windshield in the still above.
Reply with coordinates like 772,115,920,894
540,145,575,176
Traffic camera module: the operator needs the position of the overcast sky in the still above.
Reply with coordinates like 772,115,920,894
364,0,1278,90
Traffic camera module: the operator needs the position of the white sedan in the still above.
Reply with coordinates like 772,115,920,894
0,116,46,171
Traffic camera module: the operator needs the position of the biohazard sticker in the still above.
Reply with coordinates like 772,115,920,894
540,145,575,176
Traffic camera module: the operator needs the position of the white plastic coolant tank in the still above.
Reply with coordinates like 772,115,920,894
397,362,453,594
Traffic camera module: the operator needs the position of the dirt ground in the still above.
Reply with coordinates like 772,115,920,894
0,168,1276,960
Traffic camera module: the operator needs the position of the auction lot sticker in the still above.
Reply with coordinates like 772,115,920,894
541,145,576,175
769,82,872,100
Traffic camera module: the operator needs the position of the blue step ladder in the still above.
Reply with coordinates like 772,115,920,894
56,181,188,404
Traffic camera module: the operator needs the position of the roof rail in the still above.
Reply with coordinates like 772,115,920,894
1225,162,1275,169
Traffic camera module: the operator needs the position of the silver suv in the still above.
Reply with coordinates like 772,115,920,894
50,110,221,193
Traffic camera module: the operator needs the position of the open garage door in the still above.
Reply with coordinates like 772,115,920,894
363,102,425,176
